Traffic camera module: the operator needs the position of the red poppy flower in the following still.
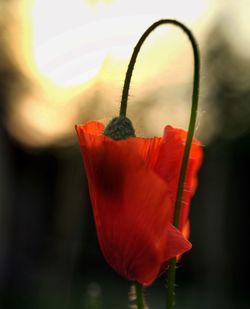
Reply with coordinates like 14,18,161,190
75,120,202,286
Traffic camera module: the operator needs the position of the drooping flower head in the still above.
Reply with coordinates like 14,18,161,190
76,18,203,309
75,118,202,285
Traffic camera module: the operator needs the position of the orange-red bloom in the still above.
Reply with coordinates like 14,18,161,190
75,121,202,286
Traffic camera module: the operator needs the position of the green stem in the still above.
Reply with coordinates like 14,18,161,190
135,282,144,309
167,21,199,309
166,257,177,309
119,19,200,309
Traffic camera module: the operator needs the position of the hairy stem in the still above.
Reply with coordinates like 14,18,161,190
135,282,144,309
119,19,200,309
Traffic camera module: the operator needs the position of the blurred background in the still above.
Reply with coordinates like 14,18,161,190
0,0,250,308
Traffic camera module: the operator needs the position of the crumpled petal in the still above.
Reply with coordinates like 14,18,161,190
76,121,192,285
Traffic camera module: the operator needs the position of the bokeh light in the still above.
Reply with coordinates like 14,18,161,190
4,0,213,147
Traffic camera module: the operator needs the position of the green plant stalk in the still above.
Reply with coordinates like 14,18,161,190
166,20,200,309
135,282,144,309
119,19,200,309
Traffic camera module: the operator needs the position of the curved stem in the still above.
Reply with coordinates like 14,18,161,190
119,19,200,309
135,282,144,309
119,19,199,121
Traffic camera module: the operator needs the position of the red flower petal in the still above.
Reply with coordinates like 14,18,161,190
76,121,191,285
153,125,203,234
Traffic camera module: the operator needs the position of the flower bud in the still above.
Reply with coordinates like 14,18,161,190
103,116,136,140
